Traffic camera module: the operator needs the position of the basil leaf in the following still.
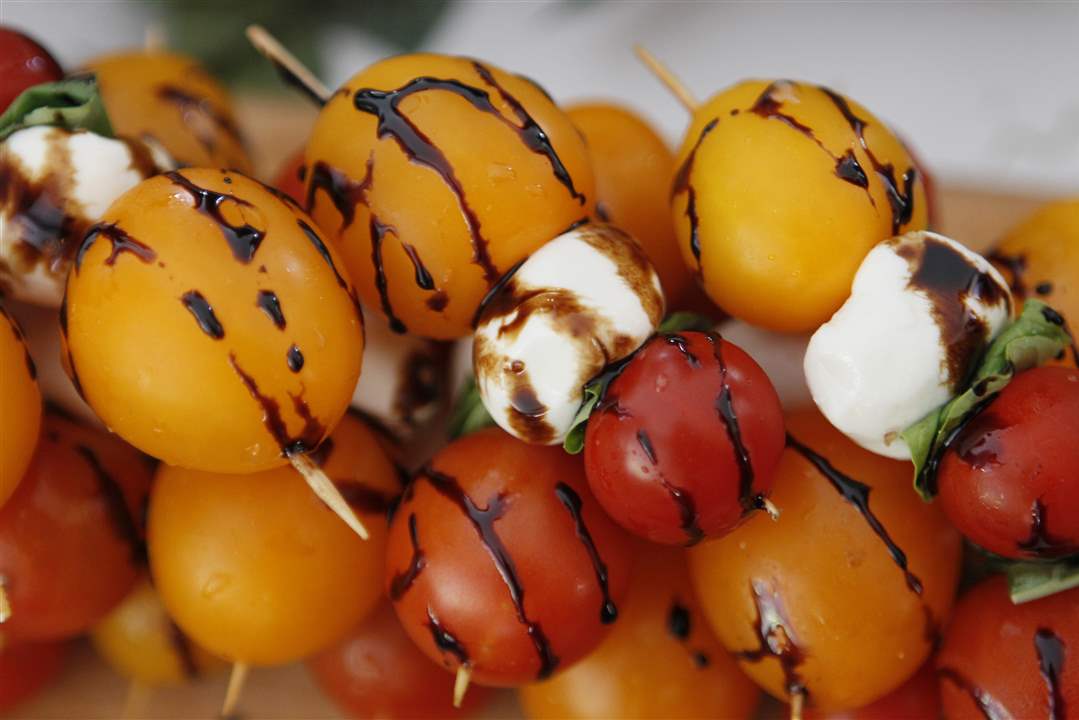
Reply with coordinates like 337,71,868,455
562,356,634,455
1008,559,1079,604
0,77,113,142
658,311,715,333
447,375,496,440
902,300,1072,500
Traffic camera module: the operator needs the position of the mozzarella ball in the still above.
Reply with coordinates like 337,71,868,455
805,231,1012,459
474,223,664,444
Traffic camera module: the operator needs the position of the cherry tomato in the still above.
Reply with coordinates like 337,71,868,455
585,331,784,545
304,54,595,339
937,575,1078,720
938,366,1079,559
0,411,152,641
805,662,939,720
308,602,493,719
147,412,398,665
519,546,761,719
673,80,927,332
64,169,363,474
273,147,306,205
90,579,225,686
566,102,697,307
0,639,67,714
385,427,633,687
688,408,962,713
0,27,62,112
85,50,251,172
990,198,1079,369
0,304,41,507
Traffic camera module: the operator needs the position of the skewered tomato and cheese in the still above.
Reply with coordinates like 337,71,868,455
0,126,173,306
805,231,1012,459
473,223,664,445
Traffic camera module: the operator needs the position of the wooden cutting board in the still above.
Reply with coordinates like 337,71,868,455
9,94,1065,720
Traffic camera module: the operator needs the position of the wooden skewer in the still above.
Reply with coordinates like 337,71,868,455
245,24,332,106
121,680,151,720
634,45,698,113
789,688,806,720
290,453,370,541
760,496,781,521
453,665,472,709
0,584,10,623
221,662,249,719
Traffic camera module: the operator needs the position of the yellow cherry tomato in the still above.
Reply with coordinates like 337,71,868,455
304,53,595,339
567,102,697,307
520,546,760,720
0,305,41,506
990,198,1079,368
63,169,363,474
86,51,251,172
147,412,398,666
90,579,224,686
672,80,928,332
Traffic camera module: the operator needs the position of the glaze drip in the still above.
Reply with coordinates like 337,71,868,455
554,482,618,624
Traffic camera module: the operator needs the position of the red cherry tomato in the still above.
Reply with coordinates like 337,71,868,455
0,411,152,641
805,662,939,719
936,575,1079,720
272,147,306,206
937,366,1079,559
0,639,67,713
0,27,63,112
308,603,493,719
385,427,634,688
584,331,784,545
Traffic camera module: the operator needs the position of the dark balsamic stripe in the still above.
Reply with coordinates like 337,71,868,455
554,482,618,624
304,157,373,229
334,481,396,516
58,295,85,400
165,171,264,263
180,290,225,339
938,667,1014,720
75,445,146,566
667,602,691,639
638,427,703,545
0,306,36,381
157,85,245,148
470,60,585,205
671,118,718,270
296,218,349,295
370,216,407,334
75,222,157,272
389,513,427,601
636,429,657,464
705,333,760,514
1034,628,1066,720
663,333,701,367
426,605,469,666
401,242,435,290
286,344,304,372
256,290,286,329
472,258,525,327
786,433,923,594
421,465,560,678
228,353,323,455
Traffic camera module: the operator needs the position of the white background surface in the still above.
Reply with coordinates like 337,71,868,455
3,0,1077,193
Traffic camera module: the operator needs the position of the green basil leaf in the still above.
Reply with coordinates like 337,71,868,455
447,375,496,440
658,311,715,333
0,77,114,142
1008,559,1079,604
903,300,1072,500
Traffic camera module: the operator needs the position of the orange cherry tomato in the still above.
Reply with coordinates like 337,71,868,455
0,304,41,506
304,54,595,339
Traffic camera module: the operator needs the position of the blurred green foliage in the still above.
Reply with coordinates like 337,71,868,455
163,0,448,89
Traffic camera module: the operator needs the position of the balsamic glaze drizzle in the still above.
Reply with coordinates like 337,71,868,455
1034,627,1066,720
166,171,265,263
256,290,286,329
58,296,85,399
304,157,373,229
1,306,37,381
735,579,806,698
75,222,157,272
1018,499,1077,558
786,433,924,595
637,427,704,545
420,465,560,679
666,601,712,668
75,445,146,566
554,482,618,624
705,332,761,514
370,216,407,334
286,344,304,373
426,605,469,666
228,352,323,455
671,118,718,270
157,85,245,157
937,667,1014,720
180,290,225,339
389,513,427,601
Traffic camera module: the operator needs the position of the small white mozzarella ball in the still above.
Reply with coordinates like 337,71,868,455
805,230,1012,459
350,310,448,441
474,223,664,444
715,318,812,410
0,126,173,306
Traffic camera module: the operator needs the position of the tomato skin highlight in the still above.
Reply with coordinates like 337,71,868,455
937,366,1079,559
936,575,1079,720
584,331,784,545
